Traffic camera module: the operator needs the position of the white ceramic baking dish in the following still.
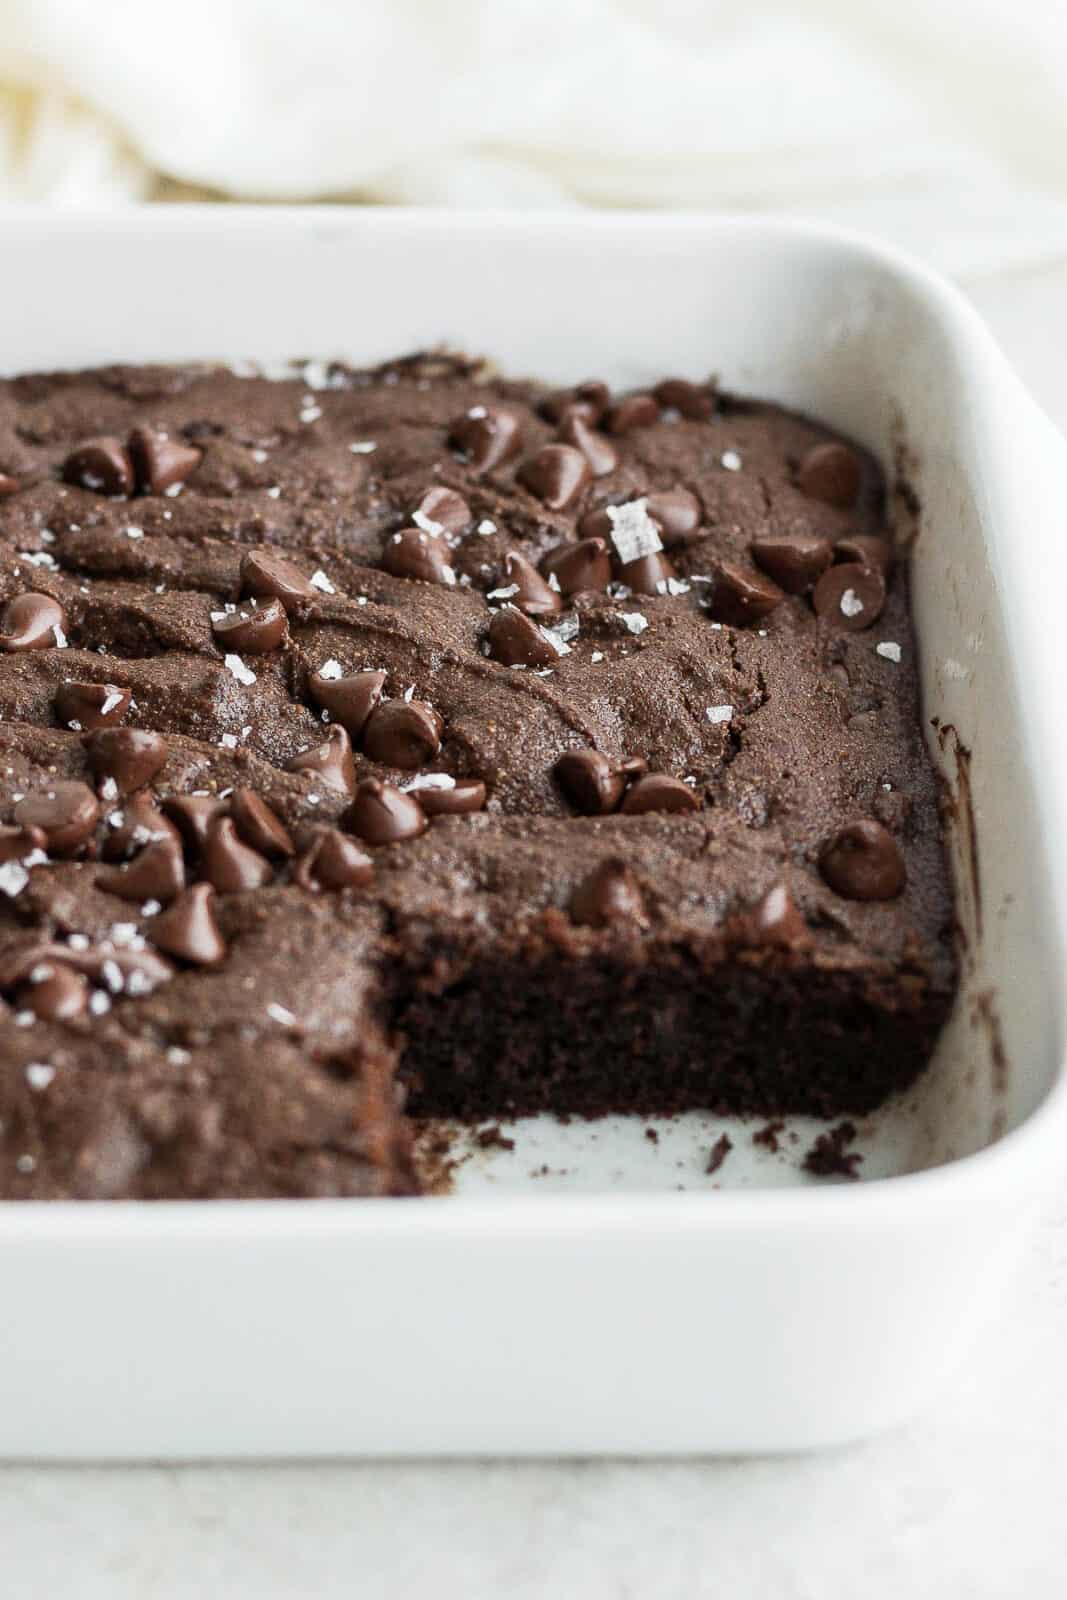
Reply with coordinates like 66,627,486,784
0,207,1063,1458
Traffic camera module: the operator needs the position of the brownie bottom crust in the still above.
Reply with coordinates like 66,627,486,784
0,355,956,1197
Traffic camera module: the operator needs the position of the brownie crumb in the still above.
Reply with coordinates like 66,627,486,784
803,1120,862,1179
705,1133,733,1175
473,1123,515,1152
752,1119,786,1152
644,1127,660,1145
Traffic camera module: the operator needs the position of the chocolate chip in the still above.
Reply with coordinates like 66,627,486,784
87,728,168,795
202,815,273,892
0,474,19,498
14,781,100,856
618,756,649,779
308,668,387,740
287,725,357,800
540,381,610,424
128,426,202,495
149,882,226,965
517,444,591,511
292,826,374,891
605,395,660,434
416,778,487,816
704,562,784,627
162,796,227,857
818,819,905,900
347,778,427,845
62,437,134,497
835,534,893,576
230,789,294,858
97,835,186,903
653,378,714,420
555,750,626,815
644,488,702,544
750,882,809,948
449,406,521,474
796,442,862,507
617,551,676,595
619,774,700,815
812,562,885,631
412,486,471,534
0,823,46,863
381,527,455,585
556,412,619,478
0,592,68,652
211,597,288,653
542,537,612,596
19,962,89,1022
240,548,316,612
571,858,648,928
575,508,615,543
750,533,833,595
362,699,443,770
487,606,558,668
102,795,180,862
54,681,131,732
502,553,562,618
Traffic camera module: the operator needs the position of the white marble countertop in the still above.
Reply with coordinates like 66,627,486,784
1,252,1065,1600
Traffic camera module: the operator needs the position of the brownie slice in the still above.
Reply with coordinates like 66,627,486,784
0,355,955,1197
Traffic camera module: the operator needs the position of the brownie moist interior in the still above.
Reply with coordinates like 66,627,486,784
0,354,956,1197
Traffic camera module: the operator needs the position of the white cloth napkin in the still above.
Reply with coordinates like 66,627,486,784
0,0,1066,275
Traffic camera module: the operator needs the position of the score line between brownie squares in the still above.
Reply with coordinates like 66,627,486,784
0,354,956,1198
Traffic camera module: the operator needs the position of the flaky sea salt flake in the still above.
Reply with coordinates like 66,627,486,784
402,773,456,794
605,499,663,565
619,611,649,635
0,862,28,897
225,654,257,686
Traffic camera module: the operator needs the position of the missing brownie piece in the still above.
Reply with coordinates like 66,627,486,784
0,354,956,1196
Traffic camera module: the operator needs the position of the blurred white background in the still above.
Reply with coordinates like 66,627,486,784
0,0,1064,276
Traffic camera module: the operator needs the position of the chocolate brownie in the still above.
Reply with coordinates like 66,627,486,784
0,354,956,1198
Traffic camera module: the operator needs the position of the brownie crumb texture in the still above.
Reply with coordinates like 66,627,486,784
803,1120,863,1180
0,355,955,1197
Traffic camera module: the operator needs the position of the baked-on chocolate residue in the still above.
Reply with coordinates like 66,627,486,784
752,1119,785,1152
934,720,982,942
972,988,1009,1100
